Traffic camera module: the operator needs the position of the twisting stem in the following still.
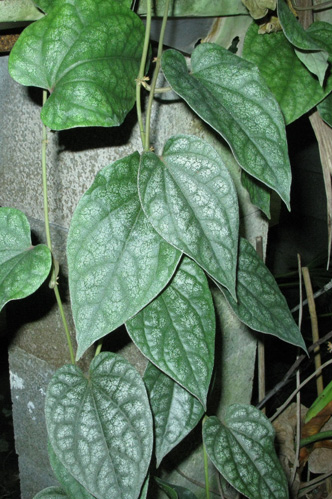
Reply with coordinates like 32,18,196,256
290,0,332,10
144,0,171,151
41,90,75,365
136,0,152,148
202,416,211,499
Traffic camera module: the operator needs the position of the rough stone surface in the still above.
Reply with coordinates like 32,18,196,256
8,347,58,499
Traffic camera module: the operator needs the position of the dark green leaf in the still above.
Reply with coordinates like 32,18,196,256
220,238,306,350
0,207,51,312
9,0,145,130
46,352,153,499
243,22,332,124
48,442,93,498
162,44,291,208
318,91,332,126
241,171,271,218
155,477,198,498
306,21,332,58
277,0,329,85
139,135,239,297
155,477,178,499
127,257,215,406
143,362,204,466
203,407,289,499
67,152,181,360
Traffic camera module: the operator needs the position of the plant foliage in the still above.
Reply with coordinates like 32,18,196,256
3,0,332,497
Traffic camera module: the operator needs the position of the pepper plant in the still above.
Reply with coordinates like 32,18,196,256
1,0,332,497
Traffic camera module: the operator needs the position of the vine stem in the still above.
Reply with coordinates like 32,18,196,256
144,0,171,151
135,0,152,148
202,416,211,499
42,90,75,365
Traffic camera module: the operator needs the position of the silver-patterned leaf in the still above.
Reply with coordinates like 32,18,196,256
162,45,291,208
0,207,51,312
8,0,145,130
46,352,153,499
48,442,93,498
139,135,239,297
220,237,306,350
144,362,204,466
127,257,215,406
67,152,181,360
203,407,289,498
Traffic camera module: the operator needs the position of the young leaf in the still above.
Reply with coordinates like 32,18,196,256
277,0,329,85
48,442,93,498
67,152,181,360
126,257,215,407
155,477,198,498
318,92,332,127
161,44,291,208
242,0,276,19
143,362,204,467
0,0,44,22
140,476,150,499
243,23,332,124
241,171,271,218
34,487,68,498
8,0,145,130
220,238,306,351
203,407,289,499
46,352,153,499
139,135,239,297
0,207,52,312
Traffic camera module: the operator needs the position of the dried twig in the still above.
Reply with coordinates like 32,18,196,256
257,330,332,409
270,358,332,422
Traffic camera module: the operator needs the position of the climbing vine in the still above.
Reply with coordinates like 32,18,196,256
1,0,332,497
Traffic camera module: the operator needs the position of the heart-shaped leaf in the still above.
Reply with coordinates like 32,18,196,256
46,352,153,499
126,257,215,406
143,362,204,466
0,207,52,312
139,135,239,297
220,238,306,351
277,0,329,85
161,45,291,208
48,442,93,498
67,152,181,360
203,407,289,498
243,22,332,124
8,0,145,130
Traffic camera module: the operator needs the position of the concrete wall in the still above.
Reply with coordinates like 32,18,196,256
0,51,266,497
